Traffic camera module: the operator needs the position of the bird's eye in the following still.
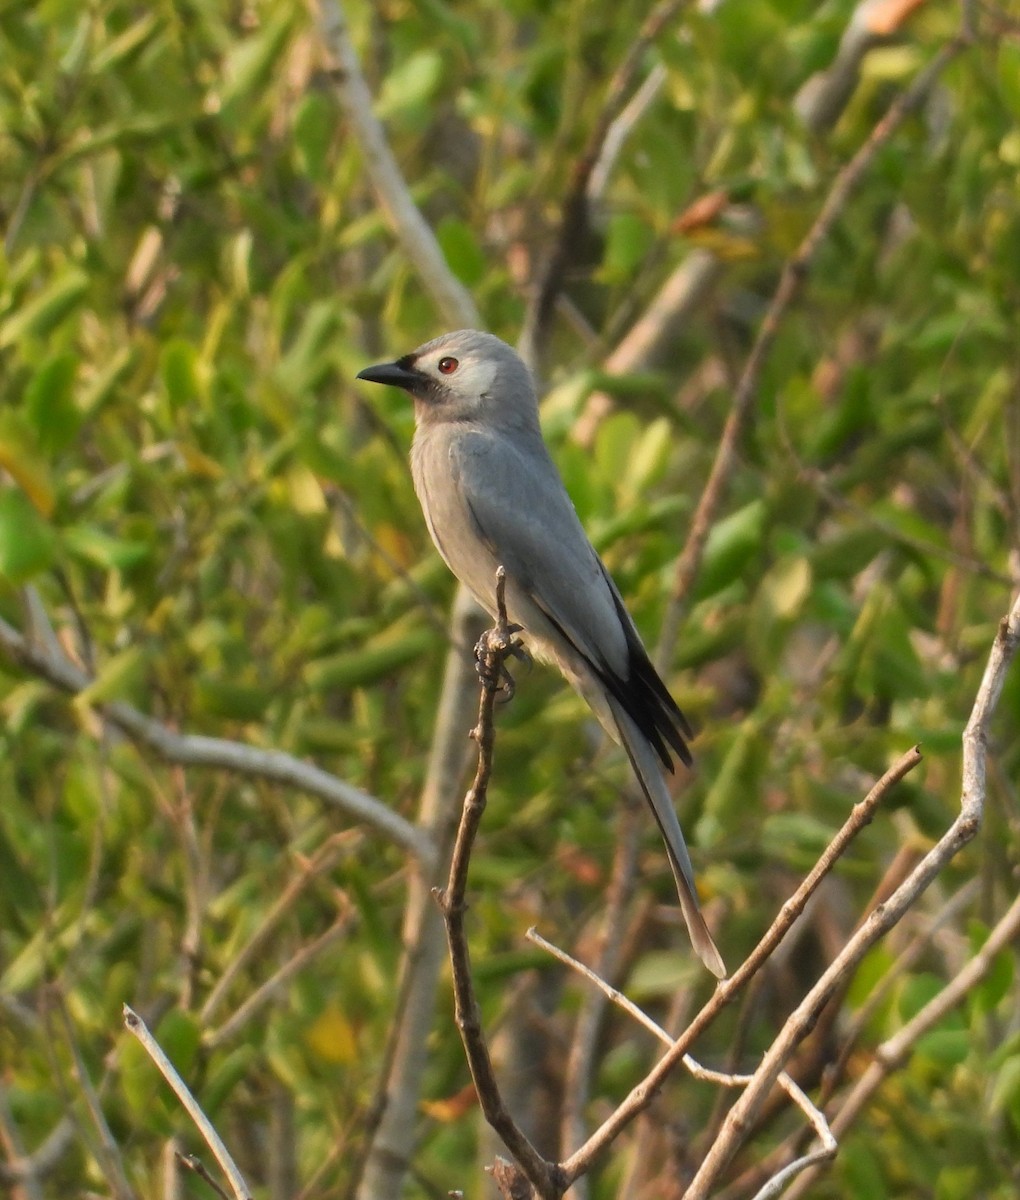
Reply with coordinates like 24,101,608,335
437,356,459,375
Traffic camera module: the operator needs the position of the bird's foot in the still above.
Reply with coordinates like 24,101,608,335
474,623,529,700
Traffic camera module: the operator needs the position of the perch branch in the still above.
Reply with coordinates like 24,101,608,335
436,569,563,1200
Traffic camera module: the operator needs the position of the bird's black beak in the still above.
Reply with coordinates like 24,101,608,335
356,359,419,391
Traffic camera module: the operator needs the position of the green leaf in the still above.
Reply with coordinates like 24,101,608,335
74,646,149,709
697,721,766,846
202,1046,259,1117
196,678,274,721
0,487,55,583
220,10,295,109
155,1010,202,1078
24,353,80,457
303,626,433,691
0,411,55,515
695,500,767,598
997,43,1020,117
376,50,444,121
293,92,334,182
160,338,203,415
437,217,486,286
0,267,89,347
601,212,655,281
63,525,152,571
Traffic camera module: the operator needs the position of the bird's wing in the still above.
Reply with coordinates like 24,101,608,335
448,428,630,670
448,428,691,770
449,429,723,977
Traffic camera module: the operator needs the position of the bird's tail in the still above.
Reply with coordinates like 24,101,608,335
608,698,726,979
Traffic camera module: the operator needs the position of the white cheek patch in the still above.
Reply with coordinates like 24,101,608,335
451,357,498,396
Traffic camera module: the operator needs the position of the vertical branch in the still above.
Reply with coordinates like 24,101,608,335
436,570,563,1200
353,590,482,1200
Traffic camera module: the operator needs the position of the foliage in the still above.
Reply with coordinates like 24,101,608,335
0,1,1018,1197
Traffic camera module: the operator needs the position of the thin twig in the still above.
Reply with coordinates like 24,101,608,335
657,35,967,662
436,568,563,1200
681,591,1020,1199
123,1005,252,1200
199,832,356,1025
176,1153,231,1200
0,614,431,863
783,887,1020,1199
528,928,838,1197
352,587,482,1200
557,745,922,1184
54,1000,136,1200
312,12,487,1193
204,911,355,1049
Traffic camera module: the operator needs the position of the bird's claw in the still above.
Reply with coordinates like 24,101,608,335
474,622,528,700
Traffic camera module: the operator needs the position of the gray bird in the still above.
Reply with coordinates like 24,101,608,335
357,330,725,978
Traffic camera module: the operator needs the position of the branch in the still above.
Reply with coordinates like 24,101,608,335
0,614,432,864
681,590,1020,1199
528,928,838,1197
314,0,479,330
436,569,563,1200
558,745,922,1185
782,889,1020,1198
123,1005,252,1200
204,910,356,1050
199,833,356,1026
656,34,968,662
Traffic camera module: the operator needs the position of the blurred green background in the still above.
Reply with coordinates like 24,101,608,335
1,1,1018,1197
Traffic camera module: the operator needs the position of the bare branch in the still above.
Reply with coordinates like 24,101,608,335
123,1005,252,1200
557,745,921,1183
682,590,1020,1199
199,832,357,1025
0,614,432,864
354,587,482,1200
204,911,355,1050
436,569,564,1200
783,886,1020,1198
529,927,838,1197
56,1000,136,1200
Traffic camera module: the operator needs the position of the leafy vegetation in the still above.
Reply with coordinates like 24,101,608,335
1,1,1018,1197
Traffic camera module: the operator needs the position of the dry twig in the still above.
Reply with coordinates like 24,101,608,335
123,1005,252,1200
436,569,562,1200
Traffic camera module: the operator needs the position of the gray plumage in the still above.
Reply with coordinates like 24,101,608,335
357,330,725,978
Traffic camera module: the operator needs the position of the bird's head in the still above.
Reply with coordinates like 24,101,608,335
357,329,538,431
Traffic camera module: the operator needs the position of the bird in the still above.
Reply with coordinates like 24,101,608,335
357,330,725,978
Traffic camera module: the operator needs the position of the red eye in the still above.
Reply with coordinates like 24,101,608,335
438,356,459,375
